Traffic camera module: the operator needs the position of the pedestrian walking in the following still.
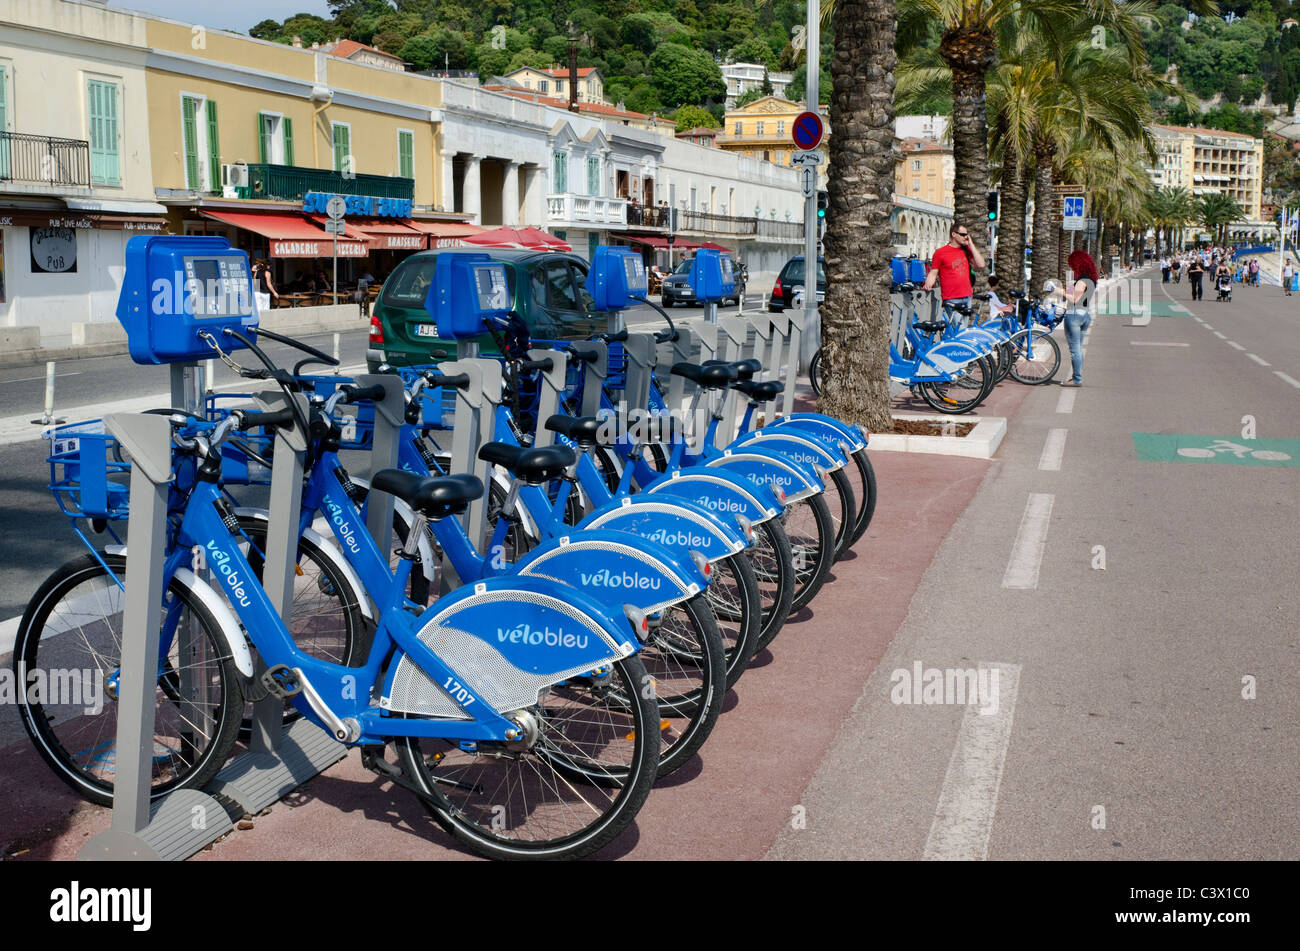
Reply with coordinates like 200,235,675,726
1283,260,1294,296
1055,248,1098,387
1160,256,1170,283
1171,257,1182,284
1187,256,1205,301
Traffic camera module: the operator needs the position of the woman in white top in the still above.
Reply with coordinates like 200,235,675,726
1051,249,1099,386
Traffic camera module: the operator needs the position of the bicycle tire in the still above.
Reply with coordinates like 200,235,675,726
751,517,796,652
919,358,988,414
704,552,761,690
823,464,856,561
1007,328,1061,384
396,653,659,860
844,448,877,547
13,552,244,806
785,491,835,611
809,348,824,396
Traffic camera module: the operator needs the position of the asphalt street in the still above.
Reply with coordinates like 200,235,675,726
769,270,1299,860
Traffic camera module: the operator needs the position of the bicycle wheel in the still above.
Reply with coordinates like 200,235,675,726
639,594,725,777
1007,328,1061,384
751,517,796,652
396,653,659,861
702,552,761,690
13,552,244,806
809,348,824,396
784,491,835,611
919,358,988,414
844,448,877,548
822,464,856,561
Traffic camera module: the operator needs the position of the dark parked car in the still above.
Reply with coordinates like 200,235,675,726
366,248,610,371
769,255,826,312
660,256,744,307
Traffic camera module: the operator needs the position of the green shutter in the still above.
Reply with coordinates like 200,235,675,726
282,116,294,165
257,113,269,164
206,99,220,191
182,97,200,190
333,124,350,173
87,80,120,185
398,130,413,179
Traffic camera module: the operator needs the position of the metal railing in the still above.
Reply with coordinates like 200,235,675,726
0,132,91,187
241,163,414,201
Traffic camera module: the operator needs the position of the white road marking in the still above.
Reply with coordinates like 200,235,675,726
922,663,1023,861
1275,371,1300,389
1212,331,1227,339
1129,341,1189,347
1193,317,1205,324
1247,354,1270,366
1226,341,1246,351
1,371,83,386
1203,324,1215,330
0,363,368,447
1055,388,1076,414
1037,428,1068,471
1002,493,1054,590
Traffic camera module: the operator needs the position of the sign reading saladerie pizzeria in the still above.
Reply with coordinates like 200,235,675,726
270,238,368,258
301,192,413,219
31,228,78,273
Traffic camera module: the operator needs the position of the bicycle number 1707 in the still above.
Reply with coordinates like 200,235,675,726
444,677,475,707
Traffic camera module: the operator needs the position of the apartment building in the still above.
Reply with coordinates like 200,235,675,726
894,137,953,209
1147,123,1264,223
718,96,829,185
721,62,793,108
502,66,609,105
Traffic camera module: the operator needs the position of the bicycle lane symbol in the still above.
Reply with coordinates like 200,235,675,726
1132,433,1300,467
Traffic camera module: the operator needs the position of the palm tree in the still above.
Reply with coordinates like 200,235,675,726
817,0,900,430
1198,193,1245,246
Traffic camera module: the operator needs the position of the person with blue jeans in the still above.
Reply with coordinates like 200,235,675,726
1057,249,1098,387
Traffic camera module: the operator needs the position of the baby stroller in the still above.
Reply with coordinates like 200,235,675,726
1215,273,1232,302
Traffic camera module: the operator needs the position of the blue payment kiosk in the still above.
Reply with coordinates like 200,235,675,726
686,248,736,324
116,234,256,366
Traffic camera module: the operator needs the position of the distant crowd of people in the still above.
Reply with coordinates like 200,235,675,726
1159,248,1259,302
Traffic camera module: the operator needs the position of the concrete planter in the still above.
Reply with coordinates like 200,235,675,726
868,414,1007,459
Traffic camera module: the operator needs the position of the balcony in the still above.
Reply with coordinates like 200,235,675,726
0,132,91,191
239,163,414,202
546,193,628,226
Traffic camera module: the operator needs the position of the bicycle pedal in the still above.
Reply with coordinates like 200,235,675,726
261,664,302,699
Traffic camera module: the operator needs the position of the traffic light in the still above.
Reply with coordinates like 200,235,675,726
987,190,999,221
817,190,828,219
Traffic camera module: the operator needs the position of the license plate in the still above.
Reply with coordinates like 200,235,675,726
414,323,440,338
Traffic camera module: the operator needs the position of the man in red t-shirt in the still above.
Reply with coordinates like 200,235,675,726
923,223,986,324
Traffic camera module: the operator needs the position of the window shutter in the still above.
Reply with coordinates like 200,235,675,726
206,99,220,191
333,125,350,173
87,80,120,185
257,113,269,164
399,130,413,179
282,116,294,165
1,68,11,178
182,97,200,190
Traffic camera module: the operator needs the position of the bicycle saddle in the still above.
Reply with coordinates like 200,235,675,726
545,414,603,446
892,281,916,293
478,442,576,485
733,379,784,402
371,470,483,520
1008,290,1026,299
973,293,991,301
671,362,738,389
913,321,947,334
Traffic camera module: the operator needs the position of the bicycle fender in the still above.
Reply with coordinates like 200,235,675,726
726,427,848,472
766,413,868,452
579,497,747,563
234,508,375,621
383,577,637,718
642,466,780,523
513,529,707,615
704,448,824,503
912,341,985,379
173,567,256,678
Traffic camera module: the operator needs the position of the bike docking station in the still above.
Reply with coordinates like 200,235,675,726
75,234,385,860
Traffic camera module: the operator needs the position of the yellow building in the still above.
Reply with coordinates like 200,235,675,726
142,16,472,286
502,66,609,105
893,137,953,209
717,97,827,177
1146,123,1264,224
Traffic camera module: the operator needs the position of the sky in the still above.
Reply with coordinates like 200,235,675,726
107,0,335,34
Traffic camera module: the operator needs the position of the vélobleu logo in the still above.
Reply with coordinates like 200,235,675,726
695,496,746,514
324,498,361,555
578,568,662,590
648,527,710,548
207,541,252,608
497,623,589,650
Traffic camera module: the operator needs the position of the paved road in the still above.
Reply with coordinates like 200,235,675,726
770,271,1299,860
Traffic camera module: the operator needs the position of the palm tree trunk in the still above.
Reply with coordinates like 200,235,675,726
1030,147,1055,290
940,29,997,286
817,0,897,431
996,138,1028,291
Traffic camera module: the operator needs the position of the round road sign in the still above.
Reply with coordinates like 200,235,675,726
792,111,824,151
326,195,347,220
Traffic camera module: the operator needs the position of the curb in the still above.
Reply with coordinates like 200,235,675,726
868,414,1007,459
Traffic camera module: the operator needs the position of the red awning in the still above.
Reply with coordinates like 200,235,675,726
699,242,735,253
343,217,428,251
200,210,370,258
406,220,485,248
464,226,572,252
614,234,668,248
